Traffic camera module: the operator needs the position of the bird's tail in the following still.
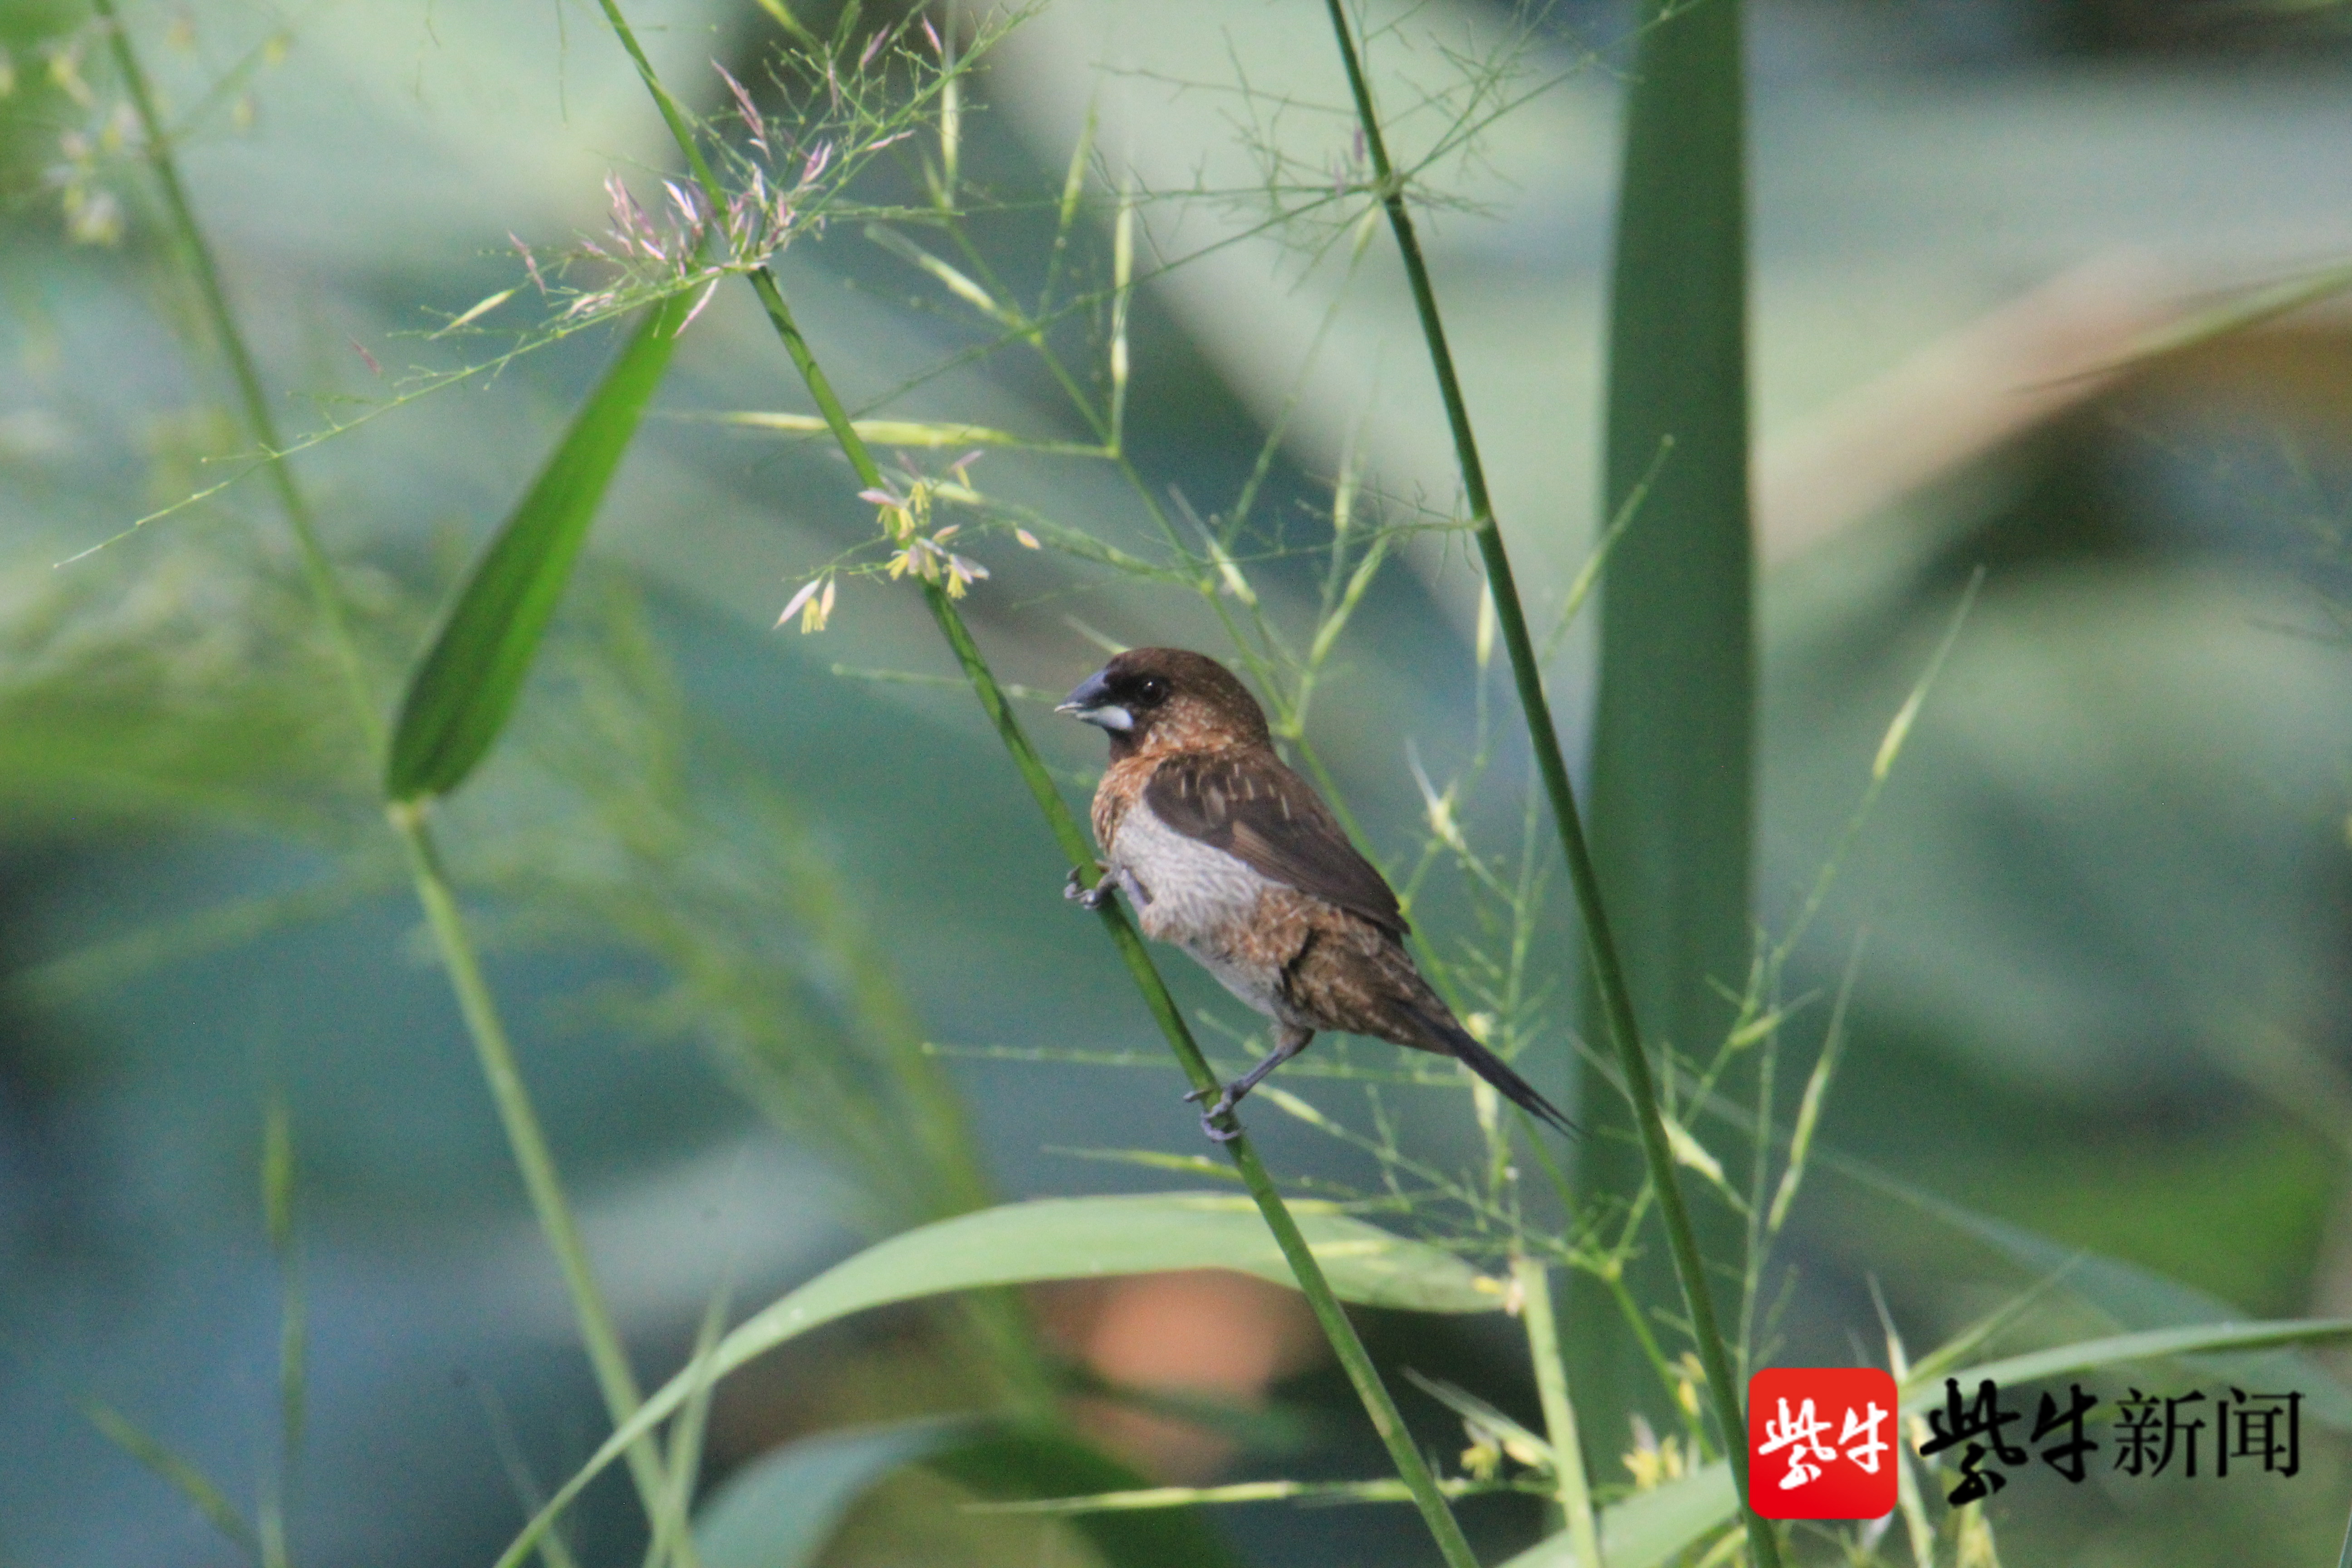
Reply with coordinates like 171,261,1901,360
1413,1006,1576,1135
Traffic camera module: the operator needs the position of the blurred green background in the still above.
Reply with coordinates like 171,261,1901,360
3,0,2352,1563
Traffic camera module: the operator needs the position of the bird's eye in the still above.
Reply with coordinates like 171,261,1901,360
1137,676,1168,704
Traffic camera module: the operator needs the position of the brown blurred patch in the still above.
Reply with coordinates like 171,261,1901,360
1033,1269,1325,1483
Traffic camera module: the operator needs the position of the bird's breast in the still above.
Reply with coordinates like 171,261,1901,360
1112,802,1274,943
1110,801,1325,1027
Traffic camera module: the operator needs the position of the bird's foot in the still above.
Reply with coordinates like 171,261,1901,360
1184,1083,1244,1142
1063,862,1114,910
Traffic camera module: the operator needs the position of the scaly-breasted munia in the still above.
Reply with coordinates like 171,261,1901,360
1058,647,1571,1141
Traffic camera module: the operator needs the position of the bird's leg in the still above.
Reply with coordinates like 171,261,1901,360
1186,1026,1313,1142
1063,861,1115,911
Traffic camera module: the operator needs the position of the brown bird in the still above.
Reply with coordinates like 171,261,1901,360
1058,647,1572,1141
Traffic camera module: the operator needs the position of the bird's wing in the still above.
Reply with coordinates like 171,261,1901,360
1145,753,1407,935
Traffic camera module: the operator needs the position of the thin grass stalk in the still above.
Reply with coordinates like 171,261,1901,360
260,1091,306,1534
261,1099,298,1568
1738,1013,1776,1385
1514,1255,1603,1566
977,1475,1531,1513
647,1287,731,1568
1876,1304,1938,1568
99,0,682,1530
390,803,676,1516
86,1402,260,1553
258,1498,290,1568
1317,4,1777,1560
591,7,1478,1562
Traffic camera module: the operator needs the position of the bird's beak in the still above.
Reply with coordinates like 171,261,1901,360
1056,667,1133,731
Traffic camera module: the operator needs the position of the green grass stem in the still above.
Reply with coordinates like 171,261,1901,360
389,803,678,1522
1514,1255,1602,1565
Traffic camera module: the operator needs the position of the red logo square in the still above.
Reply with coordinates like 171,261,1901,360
1747,1367,1899,1519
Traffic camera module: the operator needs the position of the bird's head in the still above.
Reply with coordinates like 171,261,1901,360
1057,647,1271,760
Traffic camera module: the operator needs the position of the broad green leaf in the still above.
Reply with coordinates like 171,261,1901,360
1913,1317,2352,1406
1500,1463,1738,1568
1577,0,1757,1445
493,1194,1500,1568
750,1194,1506,1325
1591,0,1754,1048
385,294,687,801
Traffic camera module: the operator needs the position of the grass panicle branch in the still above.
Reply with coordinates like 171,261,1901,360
90,0,376,742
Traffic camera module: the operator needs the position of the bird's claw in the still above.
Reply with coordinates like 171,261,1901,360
1184,1083,1243,1142
1063,863,1114,911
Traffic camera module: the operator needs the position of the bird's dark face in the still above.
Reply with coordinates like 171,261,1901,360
1057,647,1271,758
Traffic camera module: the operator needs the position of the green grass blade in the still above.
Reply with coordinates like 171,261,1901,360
649,1286,732,1568
85,1402,260,1556
732,1193,1504,1331
1592,0,1754,1049
492,1192,1504,1568
386,295,687,801
1592,0,1754,1126
1577,0,1758,1480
